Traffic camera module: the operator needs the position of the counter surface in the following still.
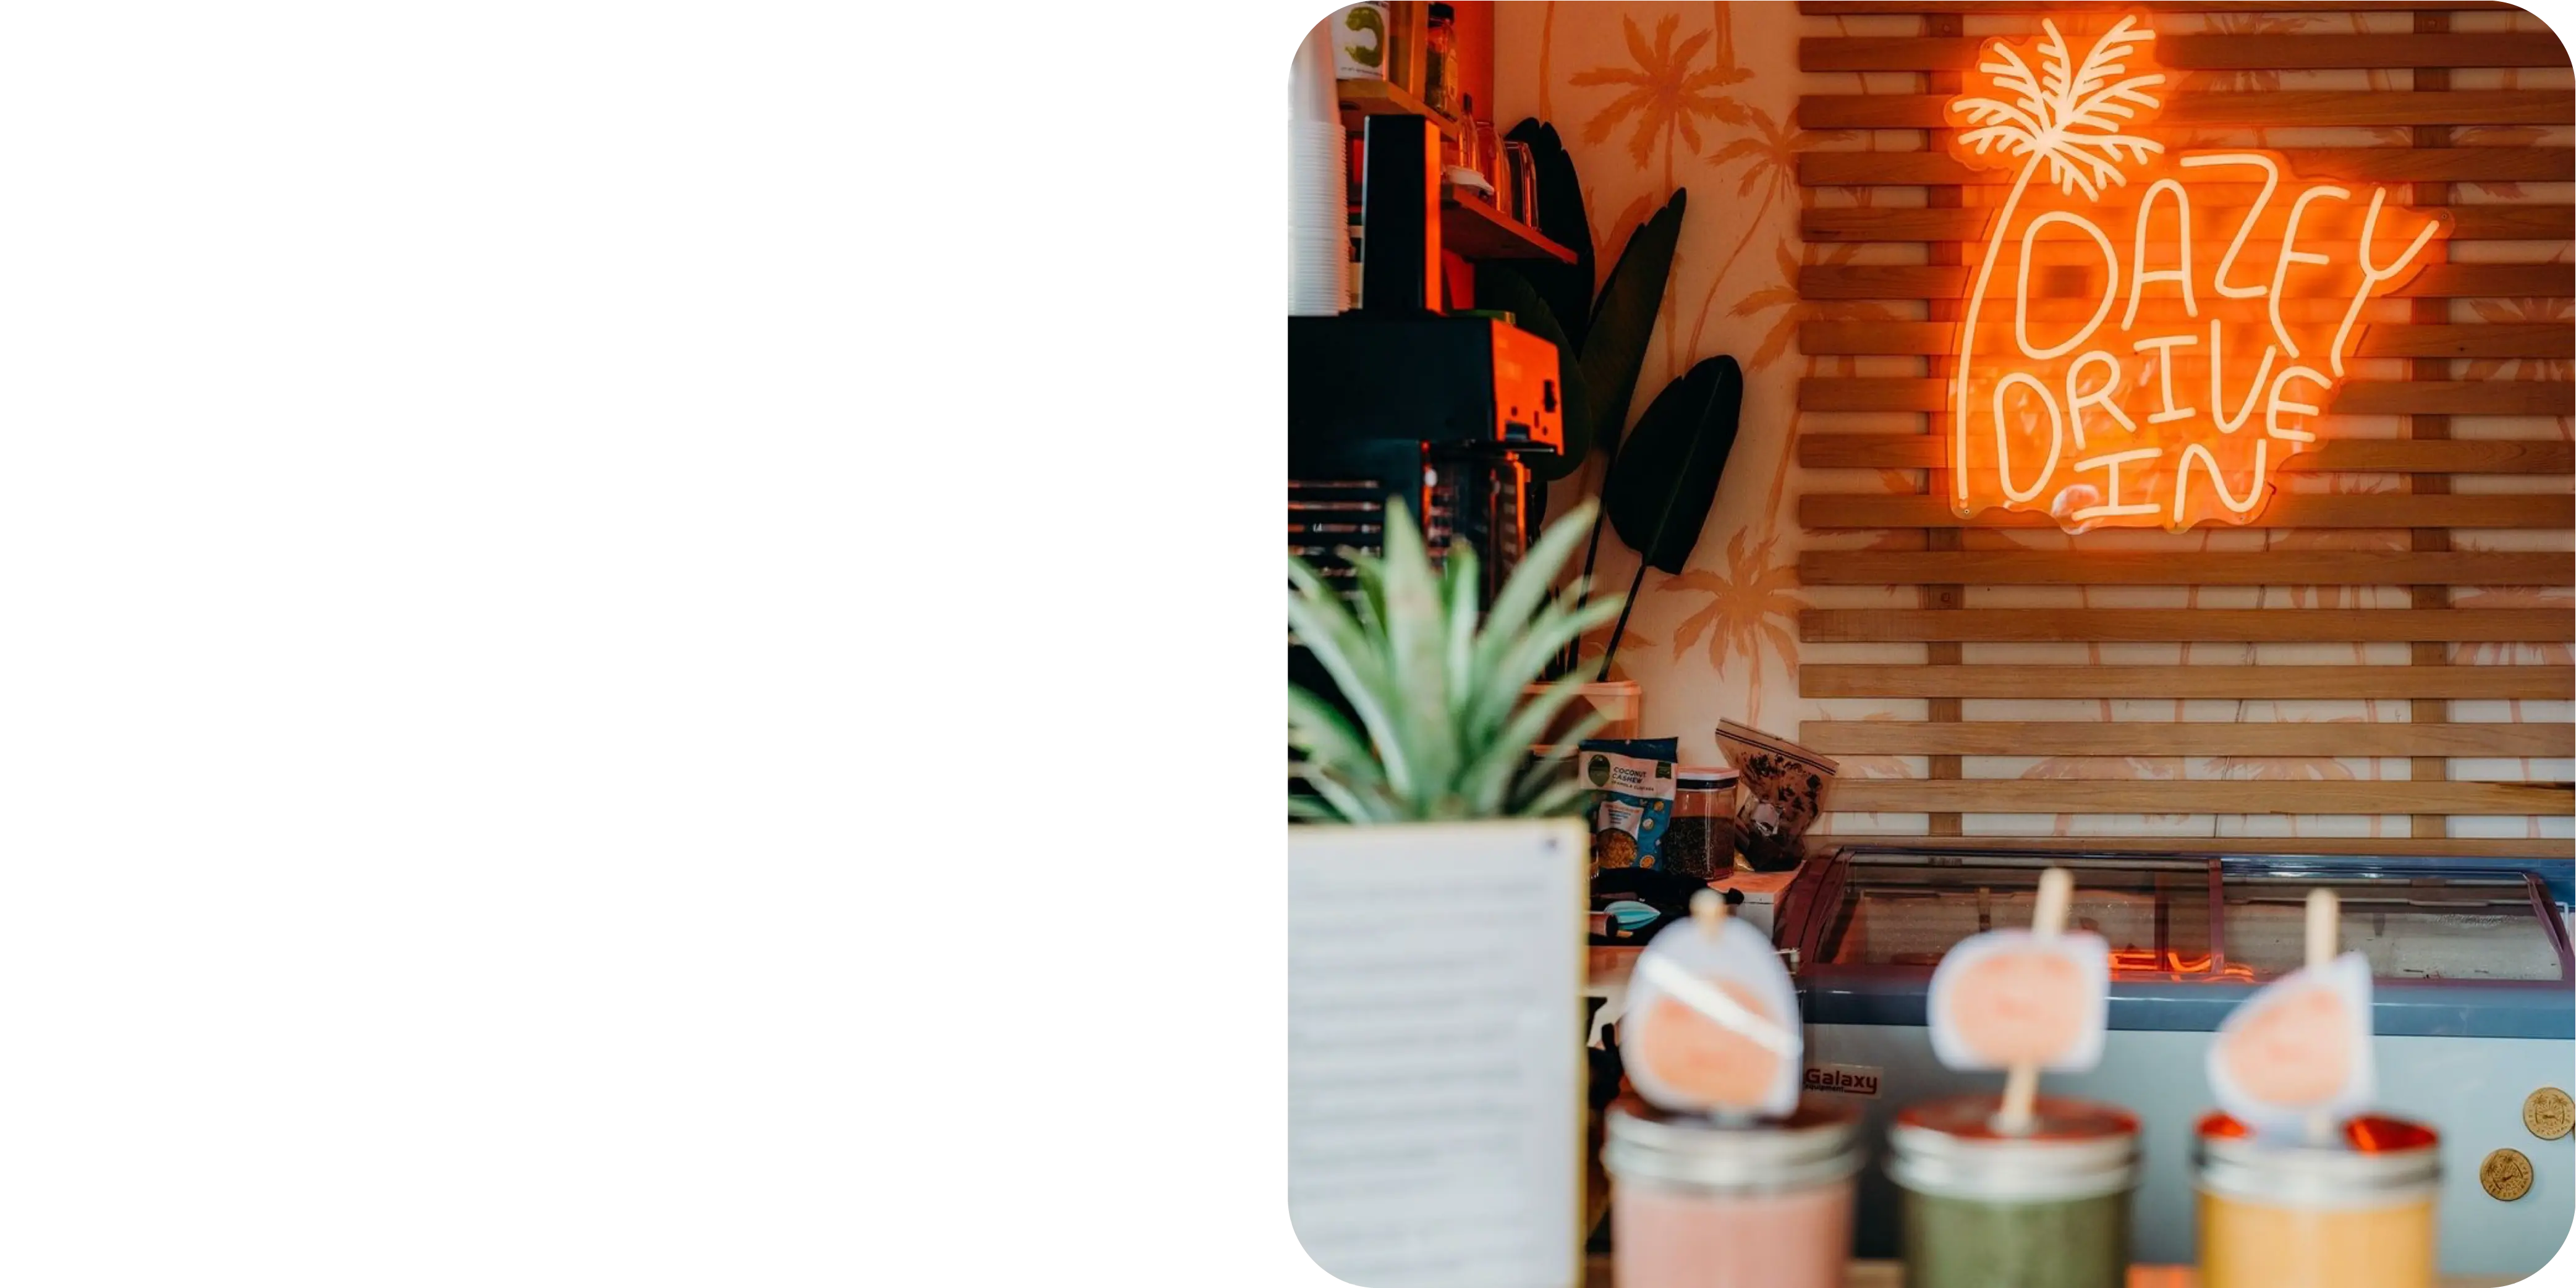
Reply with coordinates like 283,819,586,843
1580,1258,2517,1287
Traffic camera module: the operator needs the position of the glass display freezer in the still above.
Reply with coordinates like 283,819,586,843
1778,847,2575,1279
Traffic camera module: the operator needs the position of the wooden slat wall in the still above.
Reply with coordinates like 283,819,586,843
1792,2,2575,855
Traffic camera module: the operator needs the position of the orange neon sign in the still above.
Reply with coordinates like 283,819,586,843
1944,15,2448,532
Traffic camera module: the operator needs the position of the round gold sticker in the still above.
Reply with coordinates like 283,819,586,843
2482,1148,2533,1202
2525,1088,2574,1141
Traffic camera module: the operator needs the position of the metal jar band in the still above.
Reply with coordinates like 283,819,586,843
1605,1098,1864,1196
1888,1095,2143,1203
2196,1132,2440,1210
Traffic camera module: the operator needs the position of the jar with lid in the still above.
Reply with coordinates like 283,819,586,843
1422,2,1461,117
1889,1093,2140,1288
1606,1095,1861,1288
2195,1111,2439,1288
1662,766,1740,879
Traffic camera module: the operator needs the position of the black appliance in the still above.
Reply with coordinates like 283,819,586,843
1287,114,1563,606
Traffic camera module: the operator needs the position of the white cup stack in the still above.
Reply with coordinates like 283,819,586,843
1290,20,1351,316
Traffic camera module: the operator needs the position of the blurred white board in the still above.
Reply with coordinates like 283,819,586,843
1287,819,1588,1288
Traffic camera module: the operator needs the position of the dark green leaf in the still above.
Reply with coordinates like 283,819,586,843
1503,120,1594,353
1581,189,1686,460
1471,267,1592,481
1605,355,1744,575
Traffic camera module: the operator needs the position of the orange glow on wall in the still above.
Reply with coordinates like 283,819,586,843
1944,14,2448,532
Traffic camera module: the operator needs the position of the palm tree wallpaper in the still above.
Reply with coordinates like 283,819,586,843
1490,2,2572,842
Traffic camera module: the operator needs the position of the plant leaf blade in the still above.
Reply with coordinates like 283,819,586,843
1581,189,1688,459
1605,354,1745,574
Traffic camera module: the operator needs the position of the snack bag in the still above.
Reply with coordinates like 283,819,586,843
1714,721,1840,872
1578,737,1677,871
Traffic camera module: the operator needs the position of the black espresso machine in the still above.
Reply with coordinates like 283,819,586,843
1288,114,1564,608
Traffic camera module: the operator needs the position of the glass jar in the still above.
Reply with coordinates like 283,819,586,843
1606,1095,1861,1288
1662,766,1741,879
1889,1094,2139,1288
1422,2,1460,117
2196,1112,2439,1288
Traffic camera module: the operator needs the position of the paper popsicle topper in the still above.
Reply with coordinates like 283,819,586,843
1623,892,1803,1117
2209,950,2376,1139
1928,928,2111,1074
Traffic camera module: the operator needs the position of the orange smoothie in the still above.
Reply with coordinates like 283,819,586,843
2198,1189,2434,1288
2195,1112,2440,1288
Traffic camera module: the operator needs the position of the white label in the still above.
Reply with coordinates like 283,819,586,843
1290,820,1586,1288
1803,1062,1883,1097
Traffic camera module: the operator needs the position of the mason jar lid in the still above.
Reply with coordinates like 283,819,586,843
1888,1095,2142,1202
2195,1111,2441,1208
1605,1095,1862,1195
1677,766,1739,790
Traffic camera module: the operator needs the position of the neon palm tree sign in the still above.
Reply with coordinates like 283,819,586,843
1944,15,2447,532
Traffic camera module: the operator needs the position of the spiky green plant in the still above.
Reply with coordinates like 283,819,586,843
1289,499,1622,823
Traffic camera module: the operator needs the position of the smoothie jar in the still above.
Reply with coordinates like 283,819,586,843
1889,1094,2140,1288
1605,1095,1861,1288
2195,1111,2440,1288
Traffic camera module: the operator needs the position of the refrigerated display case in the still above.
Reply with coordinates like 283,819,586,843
1780,847,2574,1279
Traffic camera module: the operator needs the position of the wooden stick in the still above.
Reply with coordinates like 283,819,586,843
2033,867,2073,941
2305,888,2340,1147
1998,867,2074,1134
1691,888,1728,939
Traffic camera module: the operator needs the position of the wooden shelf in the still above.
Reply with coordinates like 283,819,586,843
1335,80,1570,265
1442,188,1576,264
1335,77,1460,138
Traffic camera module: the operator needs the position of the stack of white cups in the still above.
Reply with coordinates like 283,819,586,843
1289,20,1350,316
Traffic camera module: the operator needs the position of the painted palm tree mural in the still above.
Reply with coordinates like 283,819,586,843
1573,11,1749,189
1663,528,1801,727
1686,106,1850,361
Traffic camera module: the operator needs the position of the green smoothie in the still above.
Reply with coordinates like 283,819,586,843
1887,1094,2141,1288
1899,1188,2129,1288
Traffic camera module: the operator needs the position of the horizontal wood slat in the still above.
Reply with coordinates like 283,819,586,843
1802,321,2572,358
1798,435,2575,474
1800,91,2575,129
1801,34,2570,72
1804,205,2574,243
1802,664,2575,699
1827,779,2572,815
1798,378,2575,415
1798,263,2575,300
1800,148,2574,187
1801,493,2575,530
1799,608,2574,642
1814,834,2574,859
1796,549,2576,586
1803,494,2565,530
1801,721,2574,757
1796,2,2525,12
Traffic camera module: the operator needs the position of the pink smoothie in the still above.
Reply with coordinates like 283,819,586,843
1613,1176,1853,1288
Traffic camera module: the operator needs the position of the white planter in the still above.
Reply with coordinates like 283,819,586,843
1522,679,1643,748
